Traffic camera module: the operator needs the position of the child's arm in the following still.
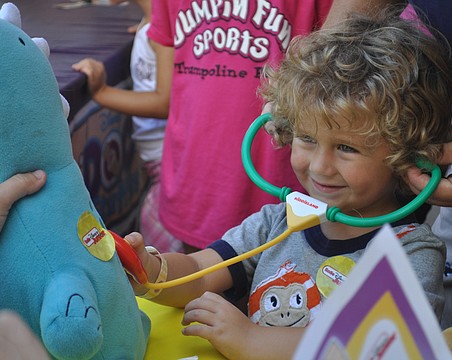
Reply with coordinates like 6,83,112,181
125,232,233,308
126,232,305,359
182,292,306,360
72,41,173,119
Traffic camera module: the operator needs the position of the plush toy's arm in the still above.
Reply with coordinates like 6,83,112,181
40,271,103,360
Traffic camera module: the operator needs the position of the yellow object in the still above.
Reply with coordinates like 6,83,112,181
316,256,356,298
77,211,115,261
443,327,452,352
137,298,226,360
347,292,422,359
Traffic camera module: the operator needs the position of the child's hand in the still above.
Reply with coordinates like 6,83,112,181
72,58,107,99
0,171,46,232
123,232,154,296
406,142,452,207
182,292,254,360
262,102,276,135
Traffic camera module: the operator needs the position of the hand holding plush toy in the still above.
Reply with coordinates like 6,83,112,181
0,3,150,359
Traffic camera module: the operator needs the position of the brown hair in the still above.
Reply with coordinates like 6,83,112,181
260,8,452,185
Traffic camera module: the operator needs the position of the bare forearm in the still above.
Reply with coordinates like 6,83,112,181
74,40,174,119
126,233,232,309
149,252,205,307
231,325,306,360
93,86,169,119
146,249,232,308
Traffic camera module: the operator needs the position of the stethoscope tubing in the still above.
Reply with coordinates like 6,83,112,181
242,113,442,227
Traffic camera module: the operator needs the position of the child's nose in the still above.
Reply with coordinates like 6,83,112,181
309,149,336,176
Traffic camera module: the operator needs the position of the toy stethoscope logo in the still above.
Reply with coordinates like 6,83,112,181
241,113,442,228
115,113,441,290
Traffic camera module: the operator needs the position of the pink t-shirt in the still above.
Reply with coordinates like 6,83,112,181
148,0,333,248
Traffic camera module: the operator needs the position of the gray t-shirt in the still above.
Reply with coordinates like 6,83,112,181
211,202,445,326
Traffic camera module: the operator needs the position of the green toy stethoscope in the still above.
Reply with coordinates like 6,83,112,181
118,113,442,290
242,113,442,227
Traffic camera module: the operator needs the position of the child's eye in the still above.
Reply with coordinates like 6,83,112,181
338,144,357,153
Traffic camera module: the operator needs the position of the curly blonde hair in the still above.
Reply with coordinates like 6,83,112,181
260,8,452,185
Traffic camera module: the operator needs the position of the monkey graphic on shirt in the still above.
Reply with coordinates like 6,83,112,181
249,261,322,327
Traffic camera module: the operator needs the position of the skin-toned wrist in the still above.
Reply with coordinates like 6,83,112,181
90,84,111,106
138,247,168,299
134,251,161,297
231,324,305,360
124,232,162,297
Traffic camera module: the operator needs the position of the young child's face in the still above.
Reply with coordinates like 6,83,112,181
290,117,399,218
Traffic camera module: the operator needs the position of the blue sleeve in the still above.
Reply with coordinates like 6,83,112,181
208,239,249,301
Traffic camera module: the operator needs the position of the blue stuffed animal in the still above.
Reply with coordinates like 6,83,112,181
0,3,150,359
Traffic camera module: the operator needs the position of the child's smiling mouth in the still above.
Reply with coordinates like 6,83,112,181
311,179,346,194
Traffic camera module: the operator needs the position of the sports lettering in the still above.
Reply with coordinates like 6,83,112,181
174,0,292,60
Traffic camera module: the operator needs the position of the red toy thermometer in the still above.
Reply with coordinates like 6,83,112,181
109,230,149,285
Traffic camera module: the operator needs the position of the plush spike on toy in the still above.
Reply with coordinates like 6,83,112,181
0,3,150,359
32,37,50,57
0,1,21,27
